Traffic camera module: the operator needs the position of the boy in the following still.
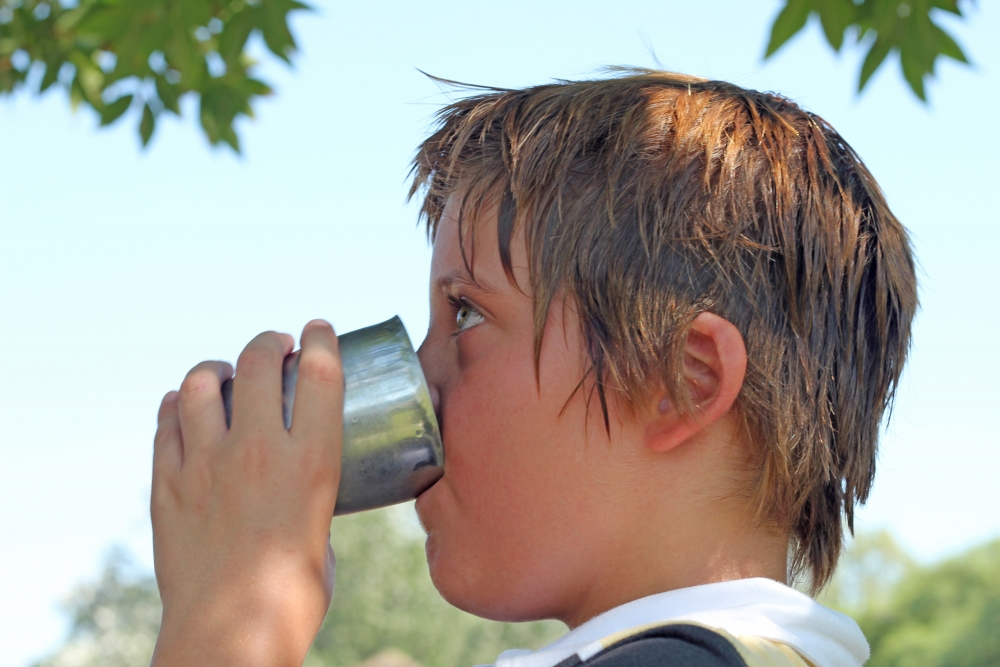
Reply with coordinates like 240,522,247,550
149,70,917,667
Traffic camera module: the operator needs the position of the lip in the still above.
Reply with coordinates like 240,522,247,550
429,392,445,463
415,435,447,503
415,405,446,500
413,479,440,536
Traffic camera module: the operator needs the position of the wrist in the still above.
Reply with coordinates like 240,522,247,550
153,571,330,667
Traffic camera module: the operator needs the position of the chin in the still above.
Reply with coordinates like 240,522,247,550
414,476,451,545
414,482,566,623
430,563,525,622
424,532,561,624
413,489,434,536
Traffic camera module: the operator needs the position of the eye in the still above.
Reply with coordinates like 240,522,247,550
454,299,485,333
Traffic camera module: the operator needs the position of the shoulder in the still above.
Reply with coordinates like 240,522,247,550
556,624,749,667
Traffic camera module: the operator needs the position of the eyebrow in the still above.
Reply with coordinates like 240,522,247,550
437,271,502,296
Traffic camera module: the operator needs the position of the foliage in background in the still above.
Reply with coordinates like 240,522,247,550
309,507,564,667
33,549,160,667
2,0,981,153
33,506,564,667
0,0,307,150
820,531,1000,667
36,518,1000,667
860,538,1000,667
765,0,972,100
818,529,916,617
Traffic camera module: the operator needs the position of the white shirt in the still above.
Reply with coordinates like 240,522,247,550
490,578,869,667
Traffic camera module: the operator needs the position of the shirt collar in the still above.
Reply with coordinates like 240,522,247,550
492,578,869,667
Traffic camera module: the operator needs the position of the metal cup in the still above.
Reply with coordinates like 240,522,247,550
221,316,444,515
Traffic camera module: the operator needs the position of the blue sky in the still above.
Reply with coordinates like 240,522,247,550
1,1,998,665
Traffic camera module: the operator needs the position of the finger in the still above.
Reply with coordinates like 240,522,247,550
153,391,183,486
290,320,344,452
232,331,295,433
177,360,233,458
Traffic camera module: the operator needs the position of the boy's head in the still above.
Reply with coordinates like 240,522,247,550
410,70,917,622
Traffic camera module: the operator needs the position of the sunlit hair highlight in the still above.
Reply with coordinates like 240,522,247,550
409,69,918,593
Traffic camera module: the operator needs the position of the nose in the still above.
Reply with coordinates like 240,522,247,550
417,337,442,418
427,384,441,418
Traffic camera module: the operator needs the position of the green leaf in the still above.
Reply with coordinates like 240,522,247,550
858,36,892,92
38,57,63,92
928,0,964,15
243,76,272,97
75,2,134,42
99,93,133,125
68,51,104,104
54,5,91,33
934,23,968,63
219,123,240,152
218,7,254,66
817,0,857,52
257,0,305,63
2,0,300,151
164,32,204,88
139,101,155,145
899,44,927,101
0,69,15,95
155,75,180,113
69,76,85,110
765,0,811,58
172,0,212,36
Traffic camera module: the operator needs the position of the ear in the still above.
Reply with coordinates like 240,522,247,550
644,312,747,452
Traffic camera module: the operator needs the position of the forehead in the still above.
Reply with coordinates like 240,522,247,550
430,195,525,294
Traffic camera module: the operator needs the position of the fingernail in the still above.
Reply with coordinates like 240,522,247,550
658,397,672,414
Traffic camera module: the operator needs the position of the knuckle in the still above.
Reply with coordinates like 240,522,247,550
298,351,343,387
236,437,274,475
150,487,169,517
180,367,217,396
299,437,340,480
154,419,180,446
153,429,173,451
238,346,279,376
150,478,178,516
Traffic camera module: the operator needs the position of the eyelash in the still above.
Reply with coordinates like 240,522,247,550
446,295,484,336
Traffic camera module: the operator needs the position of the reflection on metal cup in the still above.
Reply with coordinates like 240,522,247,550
221,316,444,515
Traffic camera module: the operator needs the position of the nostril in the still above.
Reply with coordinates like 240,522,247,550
415,340,442,429
428,384,441,419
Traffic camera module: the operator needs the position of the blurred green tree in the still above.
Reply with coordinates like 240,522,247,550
0,0,306,150
857,538,1000,667
818,529,917,617
33,505,564,667
310,506,563,667
32,549,160,667
764,0,973,100
820,530,1000,667
34,523,1000,667
1,0,976,153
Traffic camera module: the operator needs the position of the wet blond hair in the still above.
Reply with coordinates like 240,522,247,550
409,70,918,592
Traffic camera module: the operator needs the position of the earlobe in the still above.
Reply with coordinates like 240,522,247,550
645,312,747,453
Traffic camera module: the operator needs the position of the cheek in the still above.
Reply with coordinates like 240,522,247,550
418,315,621,620
445,349,540,516
439,333,599,542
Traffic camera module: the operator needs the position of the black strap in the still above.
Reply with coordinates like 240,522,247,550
554,624,748,667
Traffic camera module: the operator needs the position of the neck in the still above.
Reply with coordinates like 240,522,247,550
560,430,790,630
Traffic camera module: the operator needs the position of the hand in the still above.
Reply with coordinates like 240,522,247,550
150,320,344,667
